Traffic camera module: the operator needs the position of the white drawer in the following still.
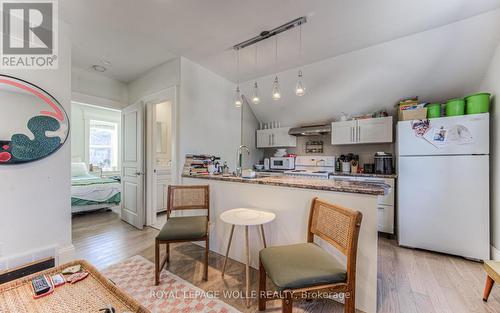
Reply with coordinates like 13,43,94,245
378,186,394,206
377,204,394,234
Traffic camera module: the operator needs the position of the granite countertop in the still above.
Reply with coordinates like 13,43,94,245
330,172,398,179
183,174,389,195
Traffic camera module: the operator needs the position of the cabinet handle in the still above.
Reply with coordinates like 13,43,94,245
351,127,354,142
269,134,271,146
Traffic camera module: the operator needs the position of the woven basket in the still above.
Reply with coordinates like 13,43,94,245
0,259,150,313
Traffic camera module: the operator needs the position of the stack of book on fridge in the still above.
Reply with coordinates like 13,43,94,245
398,97,427,121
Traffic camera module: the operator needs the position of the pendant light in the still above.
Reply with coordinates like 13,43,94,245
295,23,306,97
251,45,260,104
234,86,242,108
272,77,281,100
272,36,281,101
252,82,260,104
234,49,242,108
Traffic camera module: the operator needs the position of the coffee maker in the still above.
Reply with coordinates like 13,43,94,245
374,152,393,174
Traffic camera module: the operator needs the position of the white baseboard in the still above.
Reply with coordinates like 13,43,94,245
57,244,75,265
491,245,500,261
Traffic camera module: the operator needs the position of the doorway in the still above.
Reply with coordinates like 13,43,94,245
119,86,177,230
147,100,174,229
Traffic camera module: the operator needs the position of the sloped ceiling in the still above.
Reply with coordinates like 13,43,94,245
241,9,500,126
61,0,500,83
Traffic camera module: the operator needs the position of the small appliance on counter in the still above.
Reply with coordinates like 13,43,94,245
374,152,393,174
270,156,295,170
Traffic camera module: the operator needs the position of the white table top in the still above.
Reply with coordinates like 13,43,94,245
220,208,276,226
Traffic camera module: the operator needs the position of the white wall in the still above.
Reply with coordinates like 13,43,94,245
241,9,500,127
72,67,128,108
127,58,180,105
179,57,240,171
0,22,73,265
241,96,264,168
71,102,121,165
480,41,500,258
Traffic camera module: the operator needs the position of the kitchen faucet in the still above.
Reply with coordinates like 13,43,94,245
236,145,250,177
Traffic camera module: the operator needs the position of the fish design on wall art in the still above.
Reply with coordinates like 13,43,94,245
0,75,69,164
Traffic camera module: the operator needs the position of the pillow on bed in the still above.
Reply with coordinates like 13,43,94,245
71,162,89,177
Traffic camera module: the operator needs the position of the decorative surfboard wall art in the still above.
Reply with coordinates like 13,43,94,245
0,75,69,164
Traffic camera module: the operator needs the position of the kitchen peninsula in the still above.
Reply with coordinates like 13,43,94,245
182,174,388,313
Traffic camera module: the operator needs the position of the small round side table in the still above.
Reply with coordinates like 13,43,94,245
220,208,276,307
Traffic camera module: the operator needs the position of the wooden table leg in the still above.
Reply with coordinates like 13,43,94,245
483,275,495,302
221,224,235,277
260,224,267,248
245,225,250,308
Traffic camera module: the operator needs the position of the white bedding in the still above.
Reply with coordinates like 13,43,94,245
71,175,121,202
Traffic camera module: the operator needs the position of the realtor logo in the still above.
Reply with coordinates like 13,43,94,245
1,0,58,69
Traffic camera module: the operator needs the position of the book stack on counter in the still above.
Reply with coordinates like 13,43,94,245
183,154,220,176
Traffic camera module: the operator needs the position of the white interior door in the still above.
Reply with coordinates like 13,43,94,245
121,102,145,229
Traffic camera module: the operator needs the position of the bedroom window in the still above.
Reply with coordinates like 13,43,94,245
89,120,119,171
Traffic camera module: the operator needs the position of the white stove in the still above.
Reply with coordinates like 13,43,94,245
284,156,335,179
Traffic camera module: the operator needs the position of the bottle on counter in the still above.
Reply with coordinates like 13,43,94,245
222,161,229,175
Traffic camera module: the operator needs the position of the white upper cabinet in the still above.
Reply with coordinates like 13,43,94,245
357,116,393,143
331,116,393,145
331,120,357,145
256,129,272,148
256,127,297,148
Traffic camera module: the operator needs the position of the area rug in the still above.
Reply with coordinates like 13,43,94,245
102,255,240,313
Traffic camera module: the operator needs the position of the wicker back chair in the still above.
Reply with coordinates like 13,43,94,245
155,185,210,285
259,197,363,313
167,185,210,217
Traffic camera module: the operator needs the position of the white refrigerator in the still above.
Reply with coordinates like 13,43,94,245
397,113,489,260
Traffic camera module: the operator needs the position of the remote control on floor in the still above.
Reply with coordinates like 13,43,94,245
32,275,51,295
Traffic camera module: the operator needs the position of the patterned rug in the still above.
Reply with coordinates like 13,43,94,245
102,255,241,313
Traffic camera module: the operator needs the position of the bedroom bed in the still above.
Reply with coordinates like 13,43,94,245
71,163,121,214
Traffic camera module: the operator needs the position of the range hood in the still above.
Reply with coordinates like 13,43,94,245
288,124,331,136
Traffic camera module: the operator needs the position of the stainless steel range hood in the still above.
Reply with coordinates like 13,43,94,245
288,124,331,136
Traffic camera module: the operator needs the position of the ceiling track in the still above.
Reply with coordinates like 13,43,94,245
233,16,307,51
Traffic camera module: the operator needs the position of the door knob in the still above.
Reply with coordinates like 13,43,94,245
135,172,144,176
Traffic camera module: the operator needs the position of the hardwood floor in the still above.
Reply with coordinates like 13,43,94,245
72,211,500,313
